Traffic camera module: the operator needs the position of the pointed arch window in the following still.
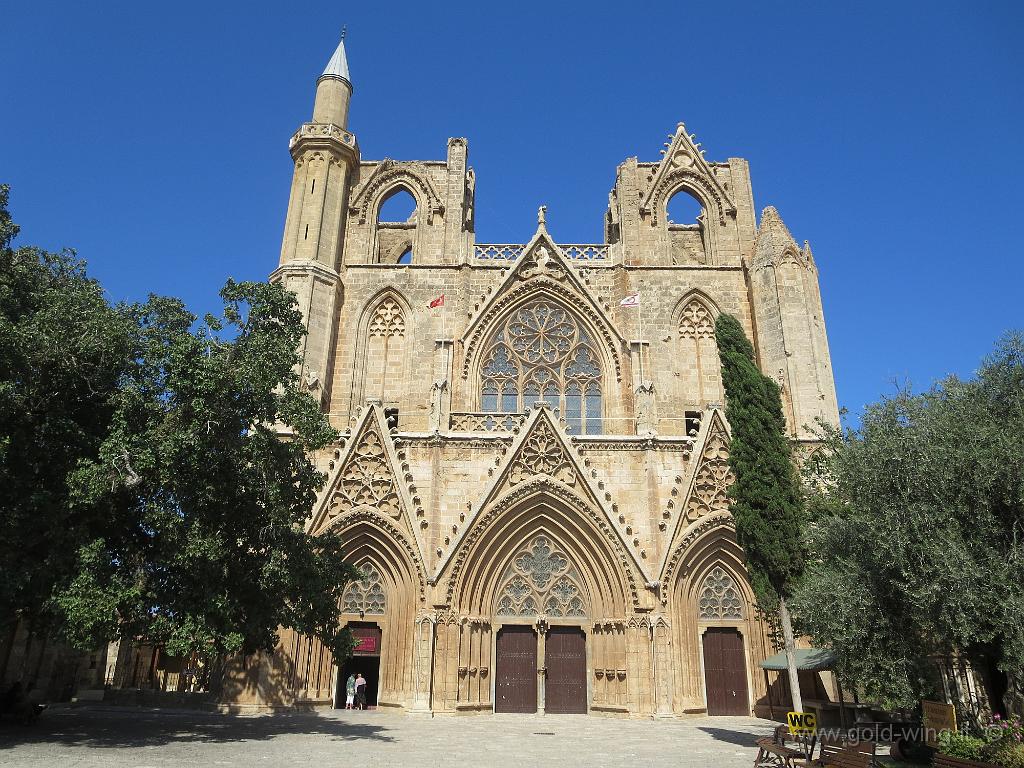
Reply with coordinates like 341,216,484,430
363,296,407,404
341,563,386,615
480,300,603,435
697,566,743,620
677,297,721,408
495,535,588,618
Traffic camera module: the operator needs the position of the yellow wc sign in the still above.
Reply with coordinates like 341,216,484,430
787,711,817,735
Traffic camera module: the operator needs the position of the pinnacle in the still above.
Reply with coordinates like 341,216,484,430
320,35,351,85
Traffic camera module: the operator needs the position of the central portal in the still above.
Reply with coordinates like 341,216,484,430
544,626,587,714
494,626,537,713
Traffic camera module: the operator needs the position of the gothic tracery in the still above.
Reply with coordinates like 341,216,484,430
678,298,715,339
368,298,406,338
480,300,602,435
327,422,401,521
698,566,743,620
495,535,587,618
684,424,732,523
342,562,387,615
508,419,576,486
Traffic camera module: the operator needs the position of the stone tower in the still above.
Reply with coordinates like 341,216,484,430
271,35,358,407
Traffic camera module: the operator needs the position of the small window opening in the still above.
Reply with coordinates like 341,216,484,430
685,410,702,437
378,188,417,223
384,408,399,431
311,178,316,194
396,246,412,264
666,191,704,225
304,224,309,240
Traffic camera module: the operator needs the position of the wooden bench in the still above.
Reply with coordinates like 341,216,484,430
820,748,874,768
816,734,876,766
933,755,1000,768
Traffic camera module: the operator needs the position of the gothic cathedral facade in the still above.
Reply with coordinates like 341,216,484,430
218,37,840,717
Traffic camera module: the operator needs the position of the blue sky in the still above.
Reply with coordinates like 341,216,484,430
2,1,1021,422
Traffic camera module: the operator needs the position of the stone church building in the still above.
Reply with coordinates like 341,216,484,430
219,36,840,717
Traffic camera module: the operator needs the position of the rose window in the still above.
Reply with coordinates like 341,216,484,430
480,300,602,435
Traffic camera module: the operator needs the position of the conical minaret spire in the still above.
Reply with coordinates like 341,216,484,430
320,28,351,86
313,30,353,128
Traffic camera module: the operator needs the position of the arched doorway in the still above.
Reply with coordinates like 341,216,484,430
697,566,750,716
490,534,590,714
338,622,382,708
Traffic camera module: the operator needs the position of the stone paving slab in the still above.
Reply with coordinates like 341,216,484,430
0,706,779,767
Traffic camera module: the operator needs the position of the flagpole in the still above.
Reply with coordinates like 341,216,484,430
637,290,645,386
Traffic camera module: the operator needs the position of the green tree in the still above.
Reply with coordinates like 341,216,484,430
1,185,357,674
793,334,1024,717
0,184,134,671
715,312,807,712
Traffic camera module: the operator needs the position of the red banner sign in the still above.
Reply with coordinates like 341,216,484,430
353,635,379,654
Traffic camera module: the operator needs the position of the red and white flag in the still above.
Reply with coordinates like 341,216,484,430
620,292,640,307
428,294,445,309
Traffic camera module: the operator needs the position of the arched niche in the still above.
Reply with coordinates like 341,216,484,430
347,289,413,413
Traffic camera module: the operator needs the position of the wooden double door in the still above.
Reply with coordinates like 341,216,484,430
702,627,750,716
494,626,587,714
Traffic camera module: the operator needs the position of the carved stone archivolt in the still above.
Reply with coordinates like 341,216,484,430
508,419,577,487
444,475,641,610
659,512,734,603
326,421,401,522
350,160,445,224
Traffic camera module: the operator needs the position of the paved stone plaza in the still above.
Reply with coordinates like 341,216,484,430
0,706,778,767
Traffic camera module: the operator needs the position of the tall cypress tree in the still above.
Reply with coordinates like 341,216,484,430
715,312,807,712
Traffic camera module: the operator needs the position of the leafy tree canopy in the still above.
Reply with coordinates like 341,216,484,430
0,185,356,660
793,334,1024,712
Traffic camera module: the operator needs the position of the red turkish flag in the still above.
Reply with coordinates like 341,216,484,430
428,294,445,309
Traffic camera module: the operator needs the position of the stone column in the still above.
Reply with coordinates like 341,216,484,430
653,618,675,717
536,619,547,715
408,613,435,716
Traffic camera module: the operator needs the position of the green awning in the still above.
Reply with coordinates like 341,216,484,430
760,649,836,672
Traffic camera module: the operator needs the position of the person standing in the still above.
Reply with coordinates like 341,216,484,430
355,673,367,710
344,673,356,710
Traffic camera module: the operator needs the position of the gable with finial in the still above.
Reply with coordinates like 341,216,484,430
657,409,735,575
308,405,425,559
640,123,737,226
433,405,652,593
460,212,625,382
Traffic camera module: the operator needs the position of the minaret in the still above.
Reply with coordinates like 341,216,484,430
748,207,839,438
271,33,359,408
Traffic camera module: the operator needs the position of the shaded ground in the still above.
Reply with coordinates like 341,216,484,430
0,705,779,767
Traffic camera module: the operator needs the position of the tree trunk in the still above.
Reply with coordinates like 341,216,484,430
779,597,803,713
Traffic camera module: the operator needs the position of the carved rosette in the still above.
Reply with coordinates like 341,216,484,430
508,420,577,487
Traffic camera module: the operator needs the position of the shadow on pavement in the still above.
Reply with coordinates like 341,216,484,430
0,708,396,750
697,725,766,747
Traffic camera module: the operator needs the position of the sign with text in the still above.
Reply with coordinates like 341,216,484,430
921,700,956,747
787,711,817,736
352,635,379,655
